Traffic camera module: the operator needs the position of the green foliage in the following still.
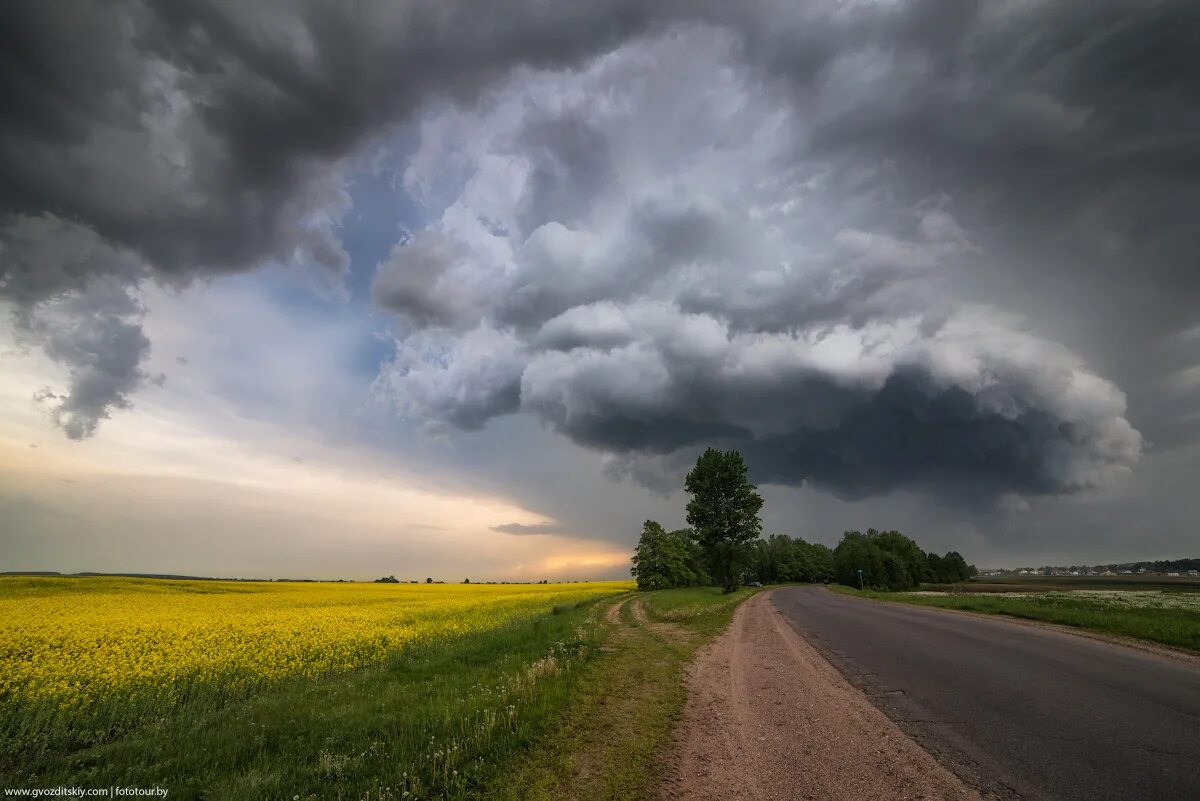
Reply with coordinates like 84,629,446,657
832,529,976,590
833,530,887,588
630,521,708,591
684,448,764,593
929,551,975,583
833,529,920,590
750,534,834,583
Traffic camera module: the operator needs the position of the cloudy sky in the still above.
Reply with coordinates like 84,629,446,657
2,0,1197,579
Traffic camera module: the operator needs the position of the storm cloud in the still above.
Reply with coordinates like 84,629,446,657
5,0,1196,514
0,0,704,437
373,15,1164,502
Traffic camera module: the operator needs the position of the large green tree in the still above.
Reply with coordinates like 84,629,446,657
630,521,707,590
750,535,834,584
832,528,966,591
928,550,976,583
685,448,763,593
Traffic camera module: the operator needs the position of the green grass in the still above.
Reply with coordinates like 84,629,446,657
481,586,758,801
832,585,1200,653
3,588,758,800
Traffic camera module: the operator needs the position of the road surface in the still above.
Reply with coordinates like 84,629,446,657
772,586,1200,801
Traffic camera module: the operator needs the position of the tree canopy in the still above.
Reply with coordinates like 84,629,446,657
627,447,976,595
630,521,708,591
685,448,764,593
750,534,834,584
832,529,976,590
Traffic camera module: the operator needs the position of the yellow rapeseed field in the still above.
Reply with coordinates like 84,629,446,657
0,577,629,715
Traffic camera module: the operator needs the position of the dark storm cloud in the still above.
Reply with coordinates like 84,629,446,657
375,4,1196,503
743,369,1112,501
2,0,1192,513
0,0,703,281
31,311,151,440
729,0,1200,449
0,0,706,438
514,304,1140,500
1,216,152,438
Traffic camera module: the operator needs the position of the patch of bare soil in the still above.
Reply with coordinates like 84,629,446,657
605,597,628,625
663,592,981,801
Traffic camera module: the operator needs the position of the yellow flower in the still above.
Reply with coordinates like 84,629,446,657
0,577,629,719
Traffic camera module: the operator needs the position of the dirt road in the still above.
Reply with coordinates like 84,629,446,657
664,591,979,801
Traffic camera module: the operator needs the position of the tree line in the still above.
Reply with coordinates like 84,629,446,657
631,448,975,593
831,529,975,590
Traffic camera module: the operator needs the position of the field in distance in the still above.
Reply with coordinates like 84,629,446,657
838,573,1200,653
937,573,1200,592
0,576,631,798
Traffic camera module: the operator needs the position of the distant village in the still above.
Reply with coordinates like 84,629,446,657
979,558,1200,579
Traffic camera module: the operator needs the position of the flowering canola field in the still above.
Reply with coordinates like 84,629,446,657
0,577,628,722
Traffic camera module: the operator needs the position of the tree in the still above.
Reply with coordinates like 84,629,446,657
926,552,945,582
425,577,433,584
752,534,796,583
833,530,886,588
751,534,832,584
631,520,708,590
832,529,967,591
937,551,975,583
685,448,764,593
761,537,836,583
805,541,834,582
872,529,929,587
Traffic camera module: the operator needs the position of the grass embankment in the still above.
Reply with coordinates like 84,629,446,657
831,584,1200,653
482,586,757,801
3,584,755,800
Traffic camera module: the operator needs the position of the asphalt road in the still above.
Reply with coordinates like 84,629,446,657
772,586,1200,801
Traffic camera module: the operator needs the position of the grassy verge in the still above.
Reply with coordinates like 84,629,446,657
480,586,759,801
4,598,613,800
830,584,1200,653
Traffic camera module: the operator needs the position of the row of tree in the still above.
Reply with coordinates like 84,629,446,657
632,448,763,593
631,447,976,593
750,535,834,584
832,529,975,591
